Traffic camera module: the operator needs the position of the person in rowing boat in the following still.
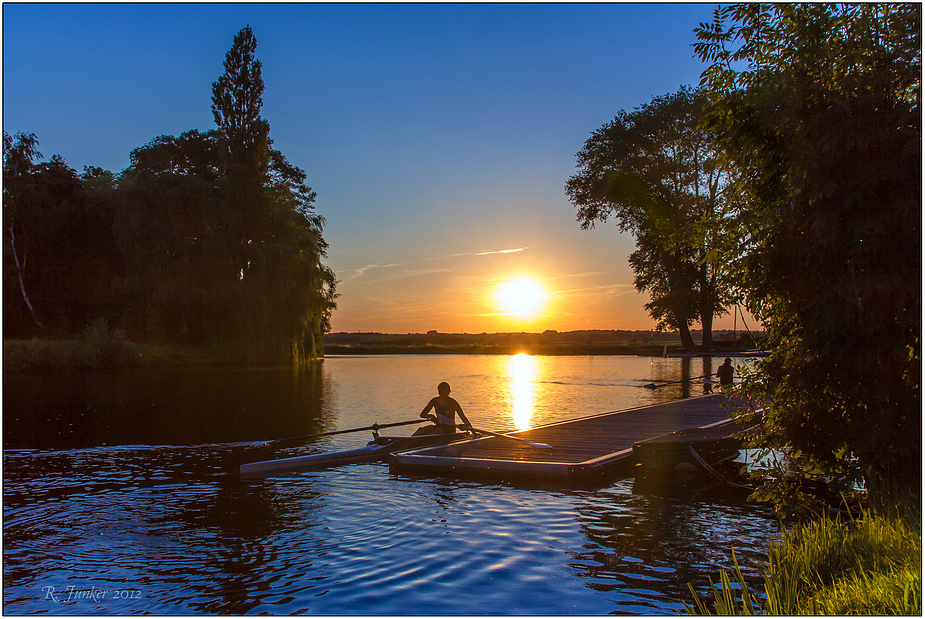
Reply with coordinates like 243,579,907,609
413,382,472,435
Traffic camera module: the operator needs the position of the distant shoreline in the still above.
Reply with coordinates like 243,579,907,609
324,343,671,356
323,344,766,356
4,329,767,371
323,328,766,357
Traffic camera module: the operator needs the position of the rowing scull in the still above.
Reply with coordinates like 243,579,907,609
240,432,471,478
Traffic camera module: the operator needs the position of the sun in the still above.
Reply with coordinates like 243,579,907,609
496,278,546,317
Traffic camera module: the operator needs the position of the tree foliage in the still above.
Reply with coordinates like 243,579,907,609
114,26,335,362
211,25,270,176
628,231,701,347
566,86,738,349
3,26,336,363
211,25,271,281
116,130,229,344
695,4,921,507
3,131,43,329
3,134,122,334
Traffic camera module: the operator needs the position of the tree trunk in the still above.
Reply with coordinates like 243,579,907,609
7,222,41,328
700,308,713,351
676,315,696,349
698,265,714,351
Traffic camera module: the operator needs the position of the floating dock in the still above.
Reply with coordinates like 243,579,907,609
389,393,760,486
631,417,761,494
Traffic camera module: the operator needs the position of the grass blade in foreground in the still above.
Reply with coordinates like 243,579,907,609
685,509,922,615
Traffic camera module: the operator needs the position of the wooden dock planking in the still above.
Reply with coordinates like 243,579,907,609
389,394,758,483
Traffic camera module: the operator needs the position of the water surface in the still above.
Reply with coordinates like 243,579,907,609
4,354,777,614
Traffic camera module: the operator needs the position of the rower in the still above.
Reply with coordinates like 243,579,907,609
413,382,473,435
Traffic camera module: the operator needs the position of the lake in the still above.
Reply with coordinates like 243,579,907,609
3,354,778,614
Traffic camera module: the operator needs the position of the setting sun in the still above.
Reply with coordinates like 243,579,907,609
496,278,546,317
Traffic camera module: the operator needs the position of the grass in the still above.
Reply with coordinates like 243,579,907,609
686,507,922,615
4,321,212,370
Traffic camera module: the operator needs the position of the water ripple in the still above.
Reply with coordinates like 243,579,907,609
4,447,779,615
5,356,778,615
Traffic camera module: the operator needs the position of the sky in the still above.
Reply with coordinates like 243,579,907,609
2,2,755,335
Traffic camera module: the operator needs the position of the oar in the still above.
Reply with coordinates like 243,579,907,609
642,374,707,390
458,425,553,449
259,418,432,449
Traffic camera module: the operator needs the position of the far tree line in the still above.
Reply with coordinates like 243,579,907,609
568,4,919,508
3,26,336,363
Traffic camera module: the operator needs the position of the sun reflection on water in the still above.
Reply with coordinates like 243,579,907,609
508,353,538,429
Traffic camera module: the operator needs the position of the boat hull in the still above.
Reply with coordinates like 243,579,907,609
240,433,467,478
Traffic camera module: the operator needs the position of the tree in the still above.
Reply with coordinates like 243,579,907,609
695,4,921,507
3,131,43,330
4,135,122,336
4,26,336,362
116,122,336,361
566,86,738,349
115,130,229,343
211,24,270,280
206,25,336,362
628,231,701,347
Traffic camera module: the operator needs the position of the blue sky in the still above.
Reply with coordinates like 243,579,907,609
3,3,744,333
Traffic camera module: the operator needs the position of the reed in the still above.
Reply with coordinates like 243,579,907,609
686,508,922,615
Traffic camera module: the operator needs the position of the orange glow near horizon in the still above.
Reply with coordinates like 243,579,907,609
326,244,763,334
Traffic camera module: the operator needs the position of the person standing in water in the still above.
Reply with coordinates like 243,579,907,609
414,382,472,434
716,358,735,387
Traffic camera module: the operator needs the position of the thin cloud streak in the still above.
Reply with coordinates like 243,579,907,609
474,247,528,256
423,247,529,261
340,261,412,280
344,246,528,281
541,271,609,282
552,283,636,296
363,268,455,284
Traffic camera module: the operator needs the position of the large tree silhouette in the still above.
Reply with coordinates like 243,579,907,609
5,26,336,362
211,25,271,280
114,26,337,361
696,4,920,506
567,87,737,349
